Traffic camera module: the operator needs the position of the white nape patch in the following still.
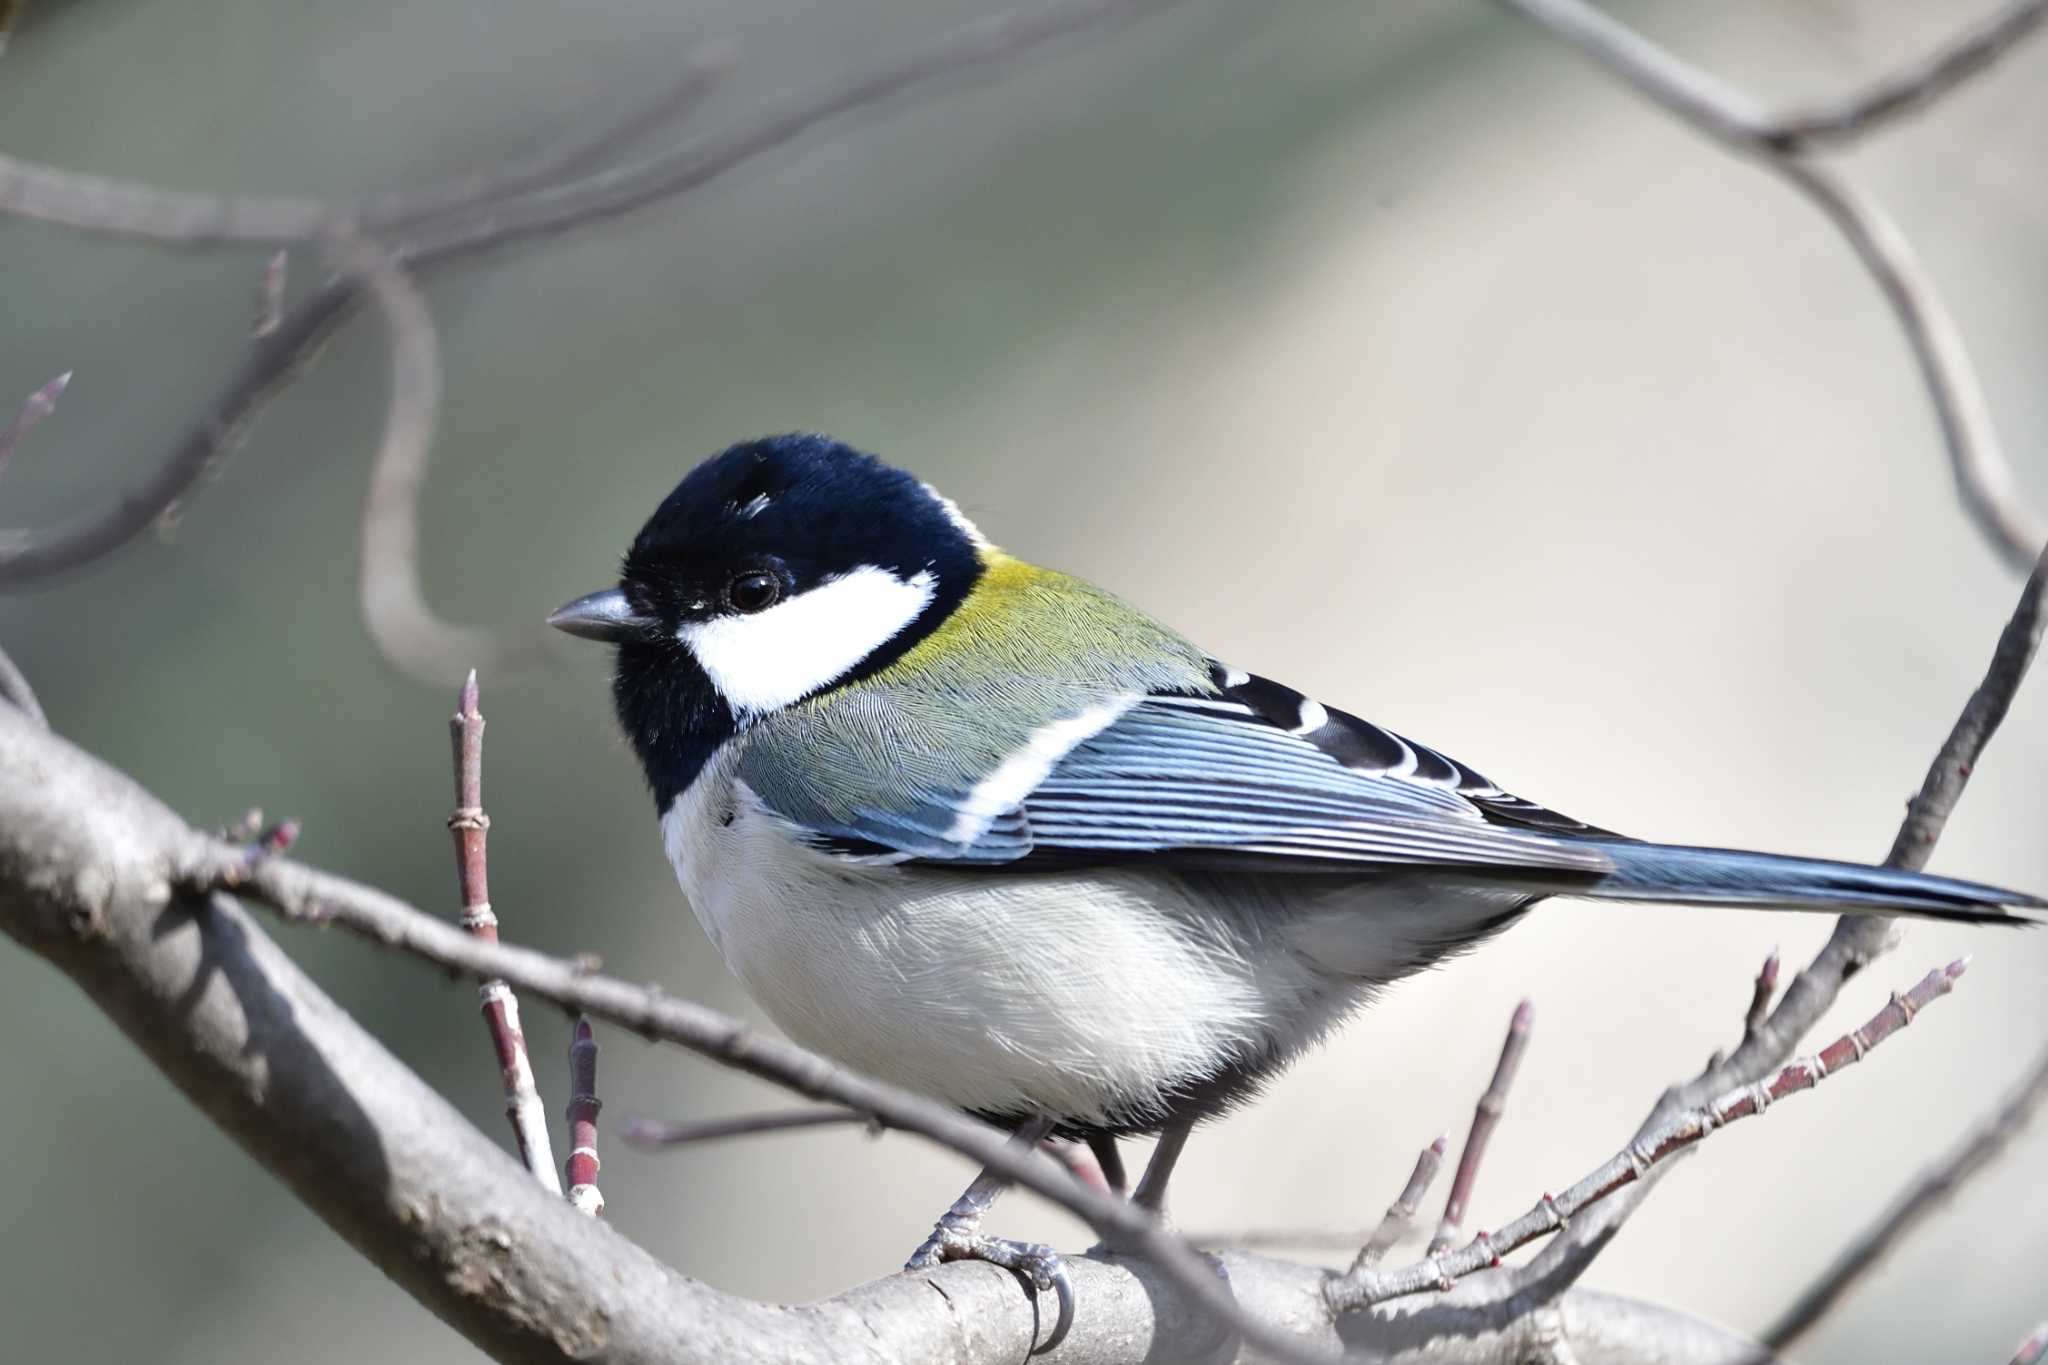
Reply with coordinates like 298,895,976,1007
919,481,990,548
1290,699,1330,735
1220,664,1251,688
678,565,934,716
943,698,1133,844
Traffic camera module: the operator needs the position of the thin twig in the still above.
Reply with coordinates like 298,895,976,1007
1516,540,2048,1304
0,370,69,481
0,152,334,245
1327,960,1968,1314
621,1107,872,1147
1742,948,1781,1045
447,669,560,1193
1349,1136,1449,1272
1494,0,2047,572
1767,0,2048,149
565,1016,605,1217
343,236,515,683
190,849,1325,1365
252,251,287,338
1430,1000,1533,1256
366,43,738,233
0,0,1183,588
0,641,45,728
1761,1035,2048,1350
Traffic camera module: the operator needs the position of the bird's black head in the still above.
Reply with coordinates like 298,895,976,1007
550,434,988,807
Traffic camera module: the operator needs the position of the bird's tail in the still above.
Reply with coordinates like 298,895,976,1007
1573,841,2045,926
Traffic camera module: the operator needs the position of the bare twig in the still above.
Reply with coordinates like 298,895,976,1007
1516,540,2048,1303
189,850,1326,1365
0,152,334,245
0,641,45,728
1327,960,1968,1314
366,43,738,234
0,703,1783,1364
253,251,287,338
1742,948,1781,1045
1350,1136,1449,1272
1768,0,2048,149
1761,1035,2048,1350
345,238,515,683
1494,0,2047,572
0,370,69,481
564,1016,604,1217
622,1107,872,1147
2013,1323,2048,1365
447,669,559,1193
1430,1000,1533,1256
0,0,1182,589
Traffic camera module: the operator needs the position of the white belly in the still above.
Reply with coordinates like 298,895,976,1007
661,756,1523,1126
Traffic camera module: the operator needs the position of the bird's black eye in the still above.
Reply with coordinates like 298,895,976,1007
727,571,782,614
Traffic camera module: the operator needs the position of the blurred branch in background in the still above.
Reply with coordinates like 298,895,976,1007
1495,0,2048,572
0,0,1188,673
4,1,2048,1360
1761,1034,2048,1352
0,369,67,485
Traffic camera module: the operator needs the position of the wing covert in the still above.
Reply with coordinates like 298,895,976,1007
746,659,1614,878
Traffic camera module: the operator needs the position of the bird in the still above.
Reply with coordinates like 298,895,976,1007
549,432,2041,1352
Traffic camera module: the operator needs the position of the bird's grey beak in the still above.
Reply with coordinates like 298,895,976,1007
547,588,658,643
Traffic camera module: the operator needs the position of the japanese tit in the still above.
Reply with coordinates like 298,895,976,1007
551,433,2039,1340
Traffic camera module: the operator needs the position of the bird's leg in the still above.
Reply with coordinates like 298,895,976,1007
903,1113,1075,1353
1131,1119,1191,1214
1087,1133,1127,1196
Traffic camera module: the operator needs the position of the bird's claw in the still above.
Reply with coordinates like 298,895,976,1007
905,1225,1076,1354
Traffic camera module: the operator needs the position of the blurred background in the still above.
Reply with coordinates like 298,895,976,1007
4,1,2046,1360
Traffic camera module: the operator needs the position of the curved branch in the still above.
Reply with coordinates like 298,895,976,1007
0,0,1181,590
1495,0,2047,571
0,703,1770,1364
346,239,527,683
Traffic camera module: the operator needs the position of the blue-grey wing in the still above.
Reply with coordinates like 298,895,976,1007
745,660,1614,877
1008,673,1614,875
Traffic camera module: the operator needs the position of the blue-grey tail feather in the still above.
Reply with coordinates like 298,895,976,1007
1580,842,2045,926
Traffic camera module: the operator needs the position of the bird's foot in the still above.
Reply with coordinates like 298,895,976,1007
904,1216,1075,1354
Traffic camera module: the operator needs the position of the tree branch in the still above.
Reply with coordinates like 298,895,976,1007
0,368,68,483
1760,1033,2048,1351
0,701,1772,1363
445,669,558,1191
0,0,1183,589
1430,1000,1533,1256
346,239,521,683
1512,538,2048,1303
1327,961,1967,1314
1493,0,2048,572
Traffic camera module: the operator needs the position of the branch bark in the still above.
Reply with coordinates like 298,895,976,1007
0,702,1773,1364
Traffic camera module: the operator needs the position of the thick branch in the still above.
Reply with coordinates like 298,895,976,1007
0,702,1770,1363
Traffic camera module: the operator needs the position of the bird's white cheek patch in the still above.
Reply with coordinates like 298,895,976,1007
679,565,934,715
